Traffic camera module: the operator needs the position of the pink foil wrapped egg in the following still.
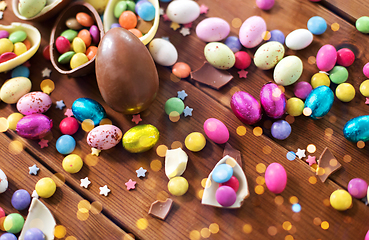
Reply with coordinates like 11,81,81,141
87,124,122,150
231,91,262,125
17,91,52,115
265,162,287,194
16,114,53,139
203,118,229,144
316,44,337,72
260,82,286,119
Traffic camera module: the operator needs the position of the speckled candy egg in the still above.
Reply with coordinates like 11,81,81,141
285,29,313,50
254,41,285,70
204,42,235,70
87,125,122,150
0,77,32,104
231,91,262,125
0,169,8,193
304,85,334,119
343,115,369,142
148,38,178,66
260,82,286,119
18,0,46,18
166,0,200,24
239,16,266,48
265,162,287,194
196,17,230,42
71,98,107,125
16,114,52,139
123,124,159,153
203,118,229,144
16,92,52,115
273,56,303,86
316,44,337,72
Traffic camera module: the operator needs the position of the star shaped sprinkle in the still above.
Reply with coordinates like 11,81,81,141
177,90,188,100
80,177,91,188
365,98,369,105
296,148,306,159
0,1,7,11
0,11,3,20
199,4,209,14
238,70,248,78
99,185,111,196
159,8,164,15
306,155,316,166
56,100,65,110
125,179,136,190
136,167,147,178
163,14,170,21
32,190,39,199
183,106,193,117
64,109,73,117
91,148,101,156
183,22,193,28
38,139,48,148
180,27,190,36
132,114,142,124
29,164,39,175
170,22,180,31
41,68,51,78
161,36,169,41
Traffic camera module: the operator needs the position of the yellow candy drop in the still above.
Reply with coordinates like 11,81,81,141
62,154,83,173
359,79,369,97
330,189,352,211
311,72,330,89
0,38,13,55
7,113,23,130
168,176,189,196
13,42,27,56
185,132,206,152
72,37,86,53
286,97,304,116
336,83,355,102
35,177,56,198
70,53,89,69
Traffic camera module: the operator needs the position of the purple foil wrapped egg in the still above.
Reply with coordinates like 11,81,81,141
16,114,53,139
260,82,286,119
230,91,262,125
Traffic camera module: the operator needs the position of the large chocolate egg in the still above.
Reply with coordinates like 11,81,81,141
96,28,159,114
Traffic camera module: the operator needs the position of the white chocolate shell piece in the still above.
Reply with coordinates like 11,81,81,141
0,169,8,193
202,155,249,208
165,148,188,179
19,198,56,240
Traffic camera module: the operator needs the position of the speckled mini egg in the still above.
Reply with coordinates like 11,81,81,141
239,16,266,48
343,115,369,142
87,124,122,150
230,91,262,125
196,17,230,42
71,98,106,125
304,85,334,119
0,77,32,104
273,56,303,86
204,42,235,70
122,124,159,153
260,82,286,119
16,113,52,139
0,169,8,193
16,91,52,115
254,41,285,70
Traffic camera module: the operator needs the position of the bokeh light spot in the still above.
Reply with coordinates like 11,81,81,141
189,230,201,240
8,140,23,155
285,115,295,124
331,23,340,31
308,56,316,65
253,127,263,136
329,159,338,167
256,176,265,185
40,79,55,94
263,146,272,155
268,226,277,236
262,31,271,40
81,119,94,132
286,151,296,161
226,157,237,167
0,118,8,132
329,115,337,123
285,235,294,240
54,225,67,238
321,221,329,230
243,224,252,234
307,144,316,153
150,159,162,172
357,141,365,148
136,218,148,230
343,155,352,163
313,217,322,225
78,200,91,212
197,189,204,200
323,199,330,207
325,128,333,136
292,203,301,213
84,155,99,167
171,141,182,149
90,201,103,214
282,221,292,231
236,126,247,136
201,228,211,238
256,163,266,173
308,176,317,184
274,196,284,205
209,223,219,234
99,118,112,125
156,145,168,157
76,210,89,221
65,237,77,240
303,107,312,116
289,196,298,204
255,185,264,195
231,18,242,28
169,111,180,122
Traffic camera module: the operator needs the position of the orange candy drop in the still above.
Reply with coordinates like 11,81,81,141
119,11,137,29
76,12,94,27
77,29,92,48
86,46,98,61
128,29,143,38
172,62,191,78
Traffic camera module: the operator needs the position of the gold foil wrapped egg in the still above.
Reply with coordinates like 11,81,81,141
122,124,159,153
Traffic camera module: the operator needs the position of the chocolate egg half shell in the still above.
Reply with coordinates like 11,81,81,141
96,28,159,114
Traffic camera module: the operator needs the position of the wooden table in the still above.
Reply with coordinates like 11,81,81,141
1,0,369,239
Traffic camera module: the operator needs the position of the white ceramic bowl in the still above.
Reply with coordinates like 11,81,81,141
103,0,160,45
0,23,41,73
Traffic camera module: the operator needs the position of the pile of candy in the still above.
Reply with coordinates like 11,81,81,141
0,30,30,64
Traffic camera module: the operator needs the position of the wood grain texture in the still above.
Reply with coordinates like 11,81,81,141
321,0,369,23
1,0,369,239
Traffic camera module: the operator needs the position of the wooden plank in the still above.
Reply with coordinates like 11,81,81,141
321,0,369,23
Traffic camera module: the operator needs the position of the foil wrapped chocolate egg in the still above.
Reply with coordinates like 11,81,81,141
343,116,369,142
122,124,159,153
231,91,262,125
96,27,159,114
16,114,52,139
304,85,334,119
71,98,106,125
260,82,286,119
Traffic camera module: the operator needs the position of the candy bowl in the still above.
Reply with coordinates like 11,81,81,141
12,0,72,21
103,0,160,45
50,2,104,77
0,22,41,73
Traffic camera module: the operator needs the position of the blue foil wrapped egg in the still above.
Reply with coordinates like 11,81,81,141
343,116,369,142
304,85,334,119
71,98,107,125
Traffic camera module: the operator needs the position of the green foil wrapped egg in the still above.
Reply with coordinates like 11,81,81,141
123,124,159,153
